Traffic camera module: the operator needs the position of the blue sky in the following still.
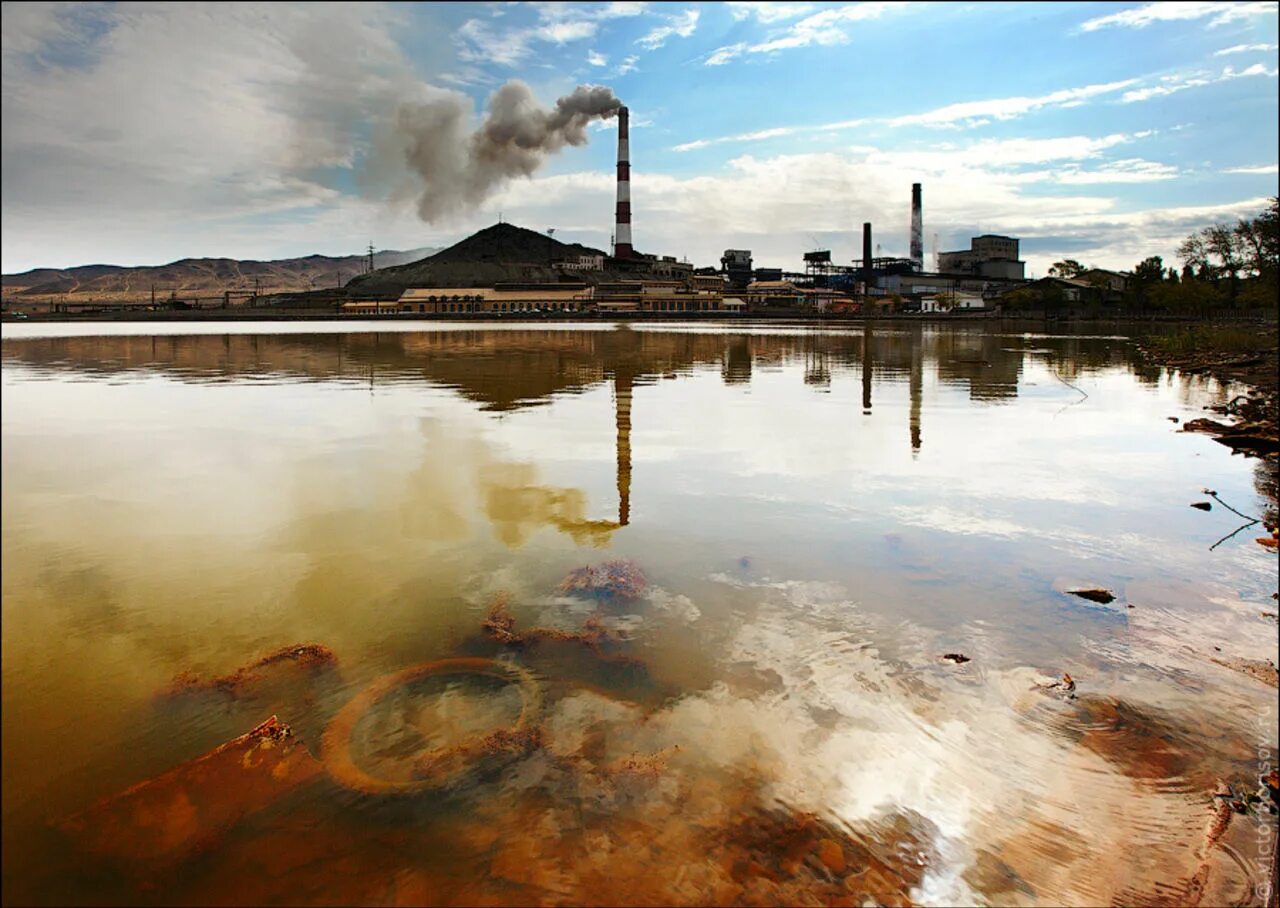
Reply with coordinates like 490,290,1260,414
2,1,1277,276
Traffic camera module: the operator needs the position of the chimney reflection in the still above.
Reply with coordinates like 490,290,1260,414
861,325,873,415
910,326,923,456
615,368,632,526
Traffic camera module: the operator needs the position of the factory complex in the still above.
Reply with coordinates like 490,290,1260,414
346,103,1036,319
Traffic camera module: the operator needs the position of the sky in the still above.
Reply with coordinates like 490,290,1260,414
1,0,1278,278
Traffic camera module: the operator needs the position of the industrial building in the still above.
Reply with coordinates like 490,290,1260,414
937,235,1026,280
369,88,1029,317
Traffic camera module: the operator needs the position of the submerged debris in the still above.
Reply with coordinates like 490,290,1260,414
556,559,648,600
56,716,322,873
321,657,542,796
1257,534,1279,551
602,745,681,778
411,726,544,783
1034,672,1077,699
1067,588,1115,605
940,653,971,664
163,643,337,697
1209,655,1279,688
1191,501,1213,511
482,594,628,651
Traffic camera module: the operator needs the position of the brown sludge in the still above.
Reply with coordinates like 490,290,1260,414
55,715,322,873
163,642,337,696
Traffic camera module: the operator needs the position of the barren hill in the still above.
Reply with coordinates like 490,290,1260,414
344,223,622,297
3,248,437,303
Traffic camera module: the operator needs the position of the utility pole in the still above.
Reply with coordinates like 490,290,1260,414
366,242,374,274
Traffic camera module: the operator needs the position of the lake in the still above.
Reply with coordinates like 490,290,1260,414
2,321,1276,906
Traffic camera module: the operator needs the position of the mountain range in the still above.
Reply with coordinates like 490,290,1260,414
2,248,438,302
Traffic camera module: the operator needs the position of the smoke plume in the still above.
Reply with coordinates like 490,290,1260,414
393,81,621,223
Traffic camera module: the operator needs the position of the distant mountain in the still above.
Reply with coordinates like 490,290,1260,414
344,223,618,296
2,248,438,301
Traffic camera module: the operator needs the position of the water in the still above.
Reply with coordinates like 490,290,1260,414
2,321,1276,906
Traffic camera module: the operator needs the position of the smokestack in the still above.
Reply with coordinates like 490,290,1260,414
614,106,633,259
910,183,923,272
862,222,873,286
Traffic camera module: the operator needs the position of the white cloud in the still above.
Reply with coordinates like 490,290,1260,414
703,2,906,63
480,137,1215,276
1214,42,1279,54
1054,158,1180,183
705,42,749,65
615,54,640,74
890,78,1140,127
1121,62,1278,101
726,2,816,23
636,8,700,49
1222,163,1280,173
587,49,608,66
1079,1,1277,32
458,2,646,66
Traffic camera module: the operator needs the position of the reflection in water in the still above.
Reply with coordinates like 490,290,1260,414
910,325,923,455
2,323,1276,907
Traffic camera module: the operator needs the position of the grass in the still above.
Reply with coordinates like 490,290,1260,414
1147,325,1275,356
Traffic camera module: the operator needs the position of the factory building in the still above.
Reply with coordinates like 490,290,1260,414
938,235,1026,280
721,250,753,288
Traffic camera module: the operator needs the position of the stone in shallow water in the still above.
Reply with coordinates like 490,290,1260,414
1067,588,1115,605
556,560,649,600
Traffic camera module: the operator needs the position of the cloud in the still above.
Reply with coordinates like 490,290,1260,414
615,54,640,74
481,135,1213,277
587,49,608,66
705,43,749,65
1222,163,1279,173
889,78,1140,127
1121,62,1278,101
1054,158,1180,183
1214,42,1279,54
635,8,699,49
726,2,815,23
703,2,906,63
1079,1,1277,32
458,2,646,66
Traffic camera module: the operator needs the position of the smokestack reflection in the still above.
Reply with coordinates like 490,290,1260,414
910,326,922,455
615,369,632,526
861,325,873,415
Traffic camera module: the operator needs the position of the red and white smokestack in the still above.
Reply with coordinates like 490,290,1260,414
909,182,923,272
614,106,633,259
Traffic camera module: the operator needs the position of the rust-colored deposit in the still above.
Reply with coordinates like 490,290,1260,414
321,657,542,796
163,643,337,697
482,594,627,651
555,560,648,599
55,716,322,872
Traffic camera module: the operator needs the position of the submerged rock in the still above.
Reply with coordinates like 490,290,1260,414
1067,588,1115,605
940,653,971,664
556,560,648,600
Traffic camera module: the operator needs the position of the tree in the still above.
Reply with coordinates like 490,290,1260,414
1133,256,1164,284
1048,259,1085,278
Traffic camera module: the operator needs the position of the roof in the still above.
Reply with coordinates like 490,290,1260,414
399,286,591,302
746,280,798,290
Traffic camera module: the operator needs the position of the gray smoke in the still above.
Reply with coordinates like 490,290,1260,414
394,81,621,223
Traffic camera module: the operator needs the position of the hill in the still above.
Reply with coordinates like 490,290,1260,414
344,223,621,297
2,248,438,303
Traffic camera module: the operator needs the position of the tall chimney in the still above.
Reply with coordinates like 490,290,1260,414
862,222,873,286
614,106,633,260
909,183,923,272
